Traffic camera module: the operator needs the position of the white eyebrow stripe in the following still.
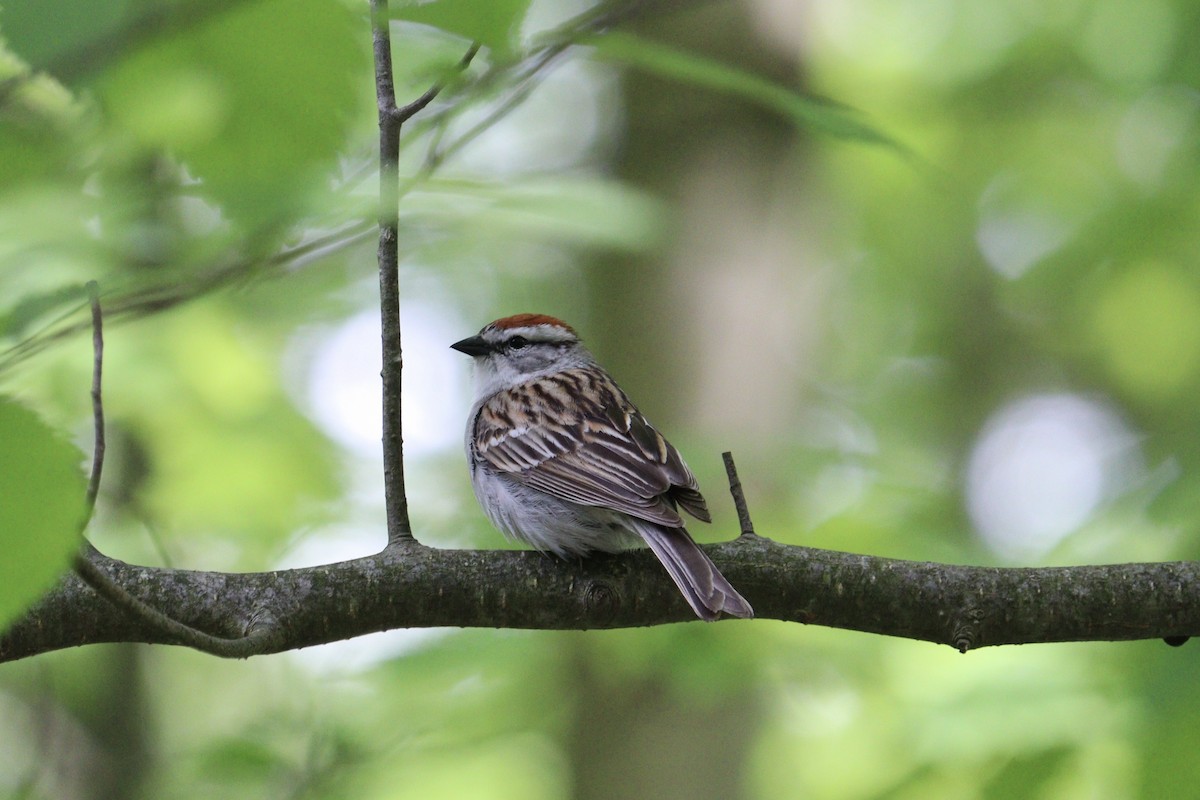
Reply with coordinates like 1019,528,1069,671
495,325,578,345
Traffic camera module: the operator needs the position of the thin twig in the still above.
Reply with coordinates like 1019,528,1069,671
394,42,481,125
722,452,757,538
84,282,106,514
72,548,278,658
371,0,414,546
370,24,480,549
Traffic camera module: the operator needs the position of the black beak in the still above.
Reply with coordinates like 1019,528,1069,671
450,335,492,356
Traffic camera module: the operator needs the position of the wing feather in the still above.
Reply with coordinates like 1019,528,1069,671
473,367,710,527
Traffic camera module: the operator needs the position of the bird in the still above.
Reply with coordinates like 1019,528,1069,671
451,313,753,621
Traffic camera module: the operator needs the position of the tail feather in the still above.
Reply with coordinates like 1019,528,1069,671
635,522,753,621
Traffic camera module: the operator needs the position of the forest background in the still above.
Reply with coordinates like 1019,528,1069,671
1,0,1198,797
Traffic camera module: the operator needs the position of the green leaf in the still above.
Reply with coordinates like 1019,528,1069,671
0,0,132,72
0,52,86,187
0,397,86,628
591,32,905,150
97,0,367,228
392,0,531,60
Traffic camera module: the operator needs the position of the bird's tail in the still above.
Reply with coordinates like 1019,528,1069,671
634,522,753,621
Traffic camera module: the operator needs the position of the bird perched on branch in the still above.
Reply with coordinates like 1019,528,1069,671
452,313,752,621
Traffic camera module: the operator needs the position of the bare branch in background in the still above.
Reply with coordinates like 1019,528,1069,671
84,282,105,514
0,221,375,375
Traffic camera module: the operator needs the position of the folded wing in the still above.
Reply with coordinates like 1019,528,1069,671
473,367,711,526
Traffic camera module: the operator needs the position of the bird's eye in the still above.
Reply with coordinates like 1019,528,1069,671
507,336,530,351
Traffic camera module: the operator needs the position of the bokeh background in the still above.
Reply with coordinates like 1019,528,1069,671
2,0,1200,797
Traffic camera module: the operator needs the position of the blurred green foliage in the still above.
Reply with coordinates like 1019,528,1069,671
392,0,531,61
1,0,1200,799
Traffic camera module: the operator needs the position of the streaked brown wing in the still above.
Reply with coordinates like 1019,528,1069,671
473,367,710,527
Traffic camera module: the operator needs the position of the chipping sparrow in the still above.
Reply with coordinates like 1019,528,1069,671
452,313,753,621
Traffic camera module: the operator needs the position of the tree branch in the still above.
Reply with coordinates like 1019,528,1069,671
4,535,1198,663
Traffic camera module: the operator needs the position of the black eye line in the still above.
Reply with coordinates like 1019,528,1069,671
500,335,571,352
